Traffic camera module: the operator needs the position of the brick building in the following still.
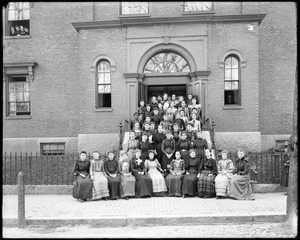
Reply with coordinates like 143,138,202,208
2,2,296,154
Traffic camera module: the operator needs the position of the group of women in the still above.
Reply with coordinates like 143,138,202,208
72,93,255,202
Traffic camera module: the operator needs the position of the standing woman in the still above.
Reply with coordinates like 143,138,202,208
229,149,255,200
130,149,153,198
73,151,93,202
89,151,109,201
193,130,208,159
124,130,140,161
153,125,166,165
145,150,167,196
197,149,218,198
103,150,122,200
139,132,151,160
119,152,136,200
176,131,192,163
161,130,176,177
215,149,234,199
182,149,201,197
165,151,185,197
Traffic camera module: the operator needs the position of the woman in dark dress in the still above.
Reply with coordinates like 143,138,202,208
198,149,218,198
103,150,122,200
229,149,255,200
153,125,166,165
73,151,93,203
171,122,181,143
139,132,152,160
161,130,176,177
182,149,201,198
130,149,153,198
193,130,208,159
176,131,192,162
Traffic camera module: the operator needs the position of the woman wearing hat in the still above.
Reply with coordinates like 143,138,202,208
182,149,201,197
103,150,122,200
197,149,218,198
214,149,234,199
165,151,185,197
130,149,153,198
229,149,255,200
73,151,93,202
145,150,167,196
161,130,176,177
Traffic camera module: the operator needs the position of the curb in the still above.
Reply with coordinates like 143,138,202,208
3,214,286,228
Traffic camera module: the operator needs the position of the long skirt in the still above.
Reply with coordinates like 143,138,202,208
180,150,190,162
155,144,163,165
215,174,231,197
198,172,216,198
107,175,122,199
280,167,289,187
73,175,93,200
165,173,183,196
120,175,136,198
92,172,109,200
162,154,173,170
229,175,255,200
148,169,167,193
182,173,197,196
133,173,153,198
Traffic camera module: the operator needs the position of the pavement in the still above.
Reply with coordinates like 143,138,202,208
2,192,287,228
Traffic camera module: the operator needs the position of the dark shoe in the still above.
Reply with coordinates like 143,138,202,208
79,199,84,203
216,196,224,199
182,194,186,198
284,192,288,195
125,197,129,200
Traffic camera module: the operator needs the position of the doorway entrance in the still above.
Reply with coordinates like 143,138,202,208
147,84,186,103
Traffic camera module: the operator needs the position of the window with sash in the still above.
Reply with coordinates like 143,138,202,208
6,2,30,37
224,55,241,105
96,60,111,108
41,143,65,156
182,2,213,12
121,2,149,15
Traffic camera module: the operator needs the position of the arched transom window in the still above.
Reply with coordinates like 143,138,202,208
143,52,191,73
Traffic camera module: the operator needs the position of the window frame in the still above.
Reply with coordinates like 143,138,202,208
224,54,241,106
182,2,214,12
120,2,149,15
95,59,112,109
40,142,66,156
4,2,31,38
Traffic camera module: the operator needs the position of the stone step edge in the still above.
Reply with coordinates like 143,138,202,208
3,214,286,228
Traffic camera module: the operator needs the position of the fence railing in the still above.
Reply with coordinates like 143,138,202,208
3,151,287,185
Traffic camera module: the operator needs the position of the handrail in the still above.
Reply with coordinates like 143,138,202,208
116,120,130,160
206,118,218,159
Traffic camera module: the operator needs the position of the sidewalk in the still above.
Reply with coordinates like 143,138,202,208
3,192,286,227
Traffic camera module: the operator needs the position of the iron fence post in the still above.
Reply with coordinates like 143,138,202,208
18,172,25,228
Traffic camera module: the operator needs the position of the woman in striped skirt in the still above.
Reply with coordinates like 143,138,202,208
197,149,218,198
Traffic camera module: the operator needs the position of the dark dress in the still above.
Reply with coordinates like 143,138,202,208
103,159,122,199
140,140,151,160
173,118,185,131
161,138,176,172
172,130,180,143
153,132,166,165
130,158,153,198
73,160,93,200
186,130,196,141
176,139,192,162
280,153,290,187
182,156,201,196
152,114,162,129
193,137,208,159
198,157,218,198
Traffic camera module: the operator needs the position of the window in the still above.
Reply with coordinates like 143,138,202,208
121,2,149,15
96,60,111,108
41,143,65,156
7,76,31,116
6,2,30,36
183,2,213,12
224,55,241,105
143,52,191,73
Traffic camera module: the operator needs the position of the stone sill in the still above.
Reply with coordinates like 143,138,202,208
4,116,32,120
222,106,242,110
4,35,31,40
94,108,113,112
182,11,215,15
119,14,151,19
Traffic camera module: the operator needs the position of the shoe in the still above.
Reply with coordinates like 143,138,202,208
125,197,129,200
216,196,224,199
204,196,207,199
79,199,84,203
182,194,186,198
284,192,288,195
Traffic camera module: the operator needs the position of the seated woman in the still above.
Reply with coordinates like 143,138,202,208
165,151,185,197
229,149,255,200
182,149,201,198
119,152,136,200
130,149,153,198
89,151,109,201
73,151,93,203
103,150,122,200
161,130,176,177
145,150,167,196
215,149,234,199
198,149,218,198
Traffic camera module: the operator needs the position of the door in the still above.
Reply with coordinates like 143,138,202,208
147,85,186,103
138,81,148,104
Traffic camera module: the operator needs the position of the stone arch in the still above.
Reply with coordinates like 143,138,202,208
137,43,197,73
219,49,247,68
90,54,116,72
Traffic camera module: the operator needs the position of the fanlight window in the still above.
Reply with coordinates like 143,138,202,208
143,52,191,73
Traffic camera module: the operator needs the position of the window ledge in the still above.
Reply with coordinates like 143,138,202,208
222,106,242,110
4,35,31,40
119,14,151,19
95,108,113,112
182,11,215,15
5,115,32,120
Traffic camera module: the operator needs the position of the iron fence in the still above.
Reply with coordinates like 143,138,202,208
3,151,287,185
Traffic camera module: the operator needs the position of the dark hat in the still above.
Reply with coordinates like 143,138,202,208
165,130,172,135
142,131,149,136
133,112,139,116
148,150,156,155
108,150,116,155
153,107,158,110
